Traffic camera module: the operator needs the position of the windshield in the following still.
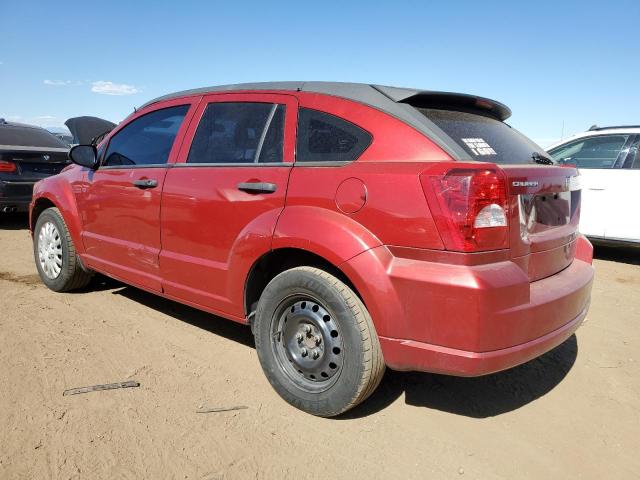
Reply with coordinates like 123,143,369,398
415,108,549,165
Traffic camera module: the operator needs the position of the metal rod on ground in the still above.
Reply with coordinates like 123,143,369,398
196,405,248,413
63,380,140,396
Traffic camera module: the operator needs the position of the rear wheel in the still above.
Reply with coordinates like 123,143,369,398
34,207,92,292
254,267,385,417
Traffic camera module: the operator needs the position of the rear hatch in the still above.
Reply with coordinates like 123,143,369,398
0,148,70,179
414,106,581,281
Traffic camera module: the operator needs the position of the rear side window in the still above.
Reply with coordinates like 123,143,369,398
416,108,546,165
103,105,189,167
548,135,631,169
296,108,372,162
187,103,285,164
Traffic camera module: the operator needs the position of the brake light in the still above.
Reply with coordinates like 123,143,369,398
0,160,17,173
421,168,508,252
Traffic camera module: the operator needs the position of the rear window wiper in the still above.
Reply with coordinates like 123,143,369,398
531,152,554,165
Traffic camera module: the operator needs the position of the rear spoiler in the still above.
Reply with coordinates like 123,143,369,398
372,85,512,121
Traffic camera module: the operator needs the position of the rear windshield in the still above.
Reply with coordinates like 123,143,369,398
416,108,548,165
0,124,68,148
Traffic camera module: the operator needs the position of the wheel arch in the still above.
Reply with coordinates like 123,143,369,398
30,181,85,255
244,247,364,318
30,197,57,232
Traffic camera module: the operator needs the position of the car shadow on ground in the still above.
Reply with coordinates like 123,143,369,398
593,244,640,266
110,283,577,419
0,213,29,230
111,285,255,349
343,335,578,419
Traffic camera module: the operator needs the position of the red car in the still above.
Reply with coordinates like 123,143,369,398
30,82,594,416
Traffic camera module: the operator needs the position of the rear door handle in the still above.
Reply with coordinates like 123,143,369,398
237,182,277,194
132,179,158,189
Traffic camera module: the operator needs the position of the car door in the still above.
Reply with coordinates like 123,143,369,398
603,135,640,242
77,99,196,291
549,134,634,239
160,93,297,317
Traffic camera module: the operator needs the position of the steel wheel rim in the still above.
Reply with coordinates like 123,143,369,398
37,221,63,279
271,295,344,393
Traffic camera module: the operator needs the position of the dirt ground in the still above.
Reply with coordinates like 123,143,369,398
0,213,638,480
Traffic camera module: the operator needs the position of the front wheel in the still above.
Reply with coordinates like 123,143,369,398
254,267,385,417
33,207,92,292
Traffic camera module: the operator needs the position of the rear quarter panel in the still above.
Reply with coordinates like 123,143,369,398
277,92,450,255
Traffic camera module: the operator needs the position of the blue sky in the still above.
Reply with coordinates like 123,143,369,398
1,0,638,146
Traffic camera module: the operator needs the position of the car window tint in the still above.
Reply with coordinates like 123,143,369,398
103,105,189,167
188,103,284,164
623,137,640,169
416,108,547,165
549,135,630,169
0,123,68,148
258,105,285,163
296,108,372,162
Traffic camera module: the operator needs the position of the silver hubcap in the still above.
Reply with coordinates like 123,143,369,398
38,221,63,279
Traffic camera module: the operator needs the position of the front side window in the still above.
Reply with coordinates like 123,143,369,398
103,105,189,167
548,134,631,169
296,108,372,162
187,102,285,164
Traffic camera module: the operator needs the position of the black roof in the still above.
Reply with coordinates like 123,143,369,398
139,82,511,161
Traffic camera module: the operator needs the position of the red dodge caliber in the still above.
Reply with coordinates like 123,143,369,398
30,82,594,416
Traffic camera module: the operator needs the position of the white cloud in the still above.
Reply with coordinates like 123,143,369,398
91,81,139,96
44,79,84,86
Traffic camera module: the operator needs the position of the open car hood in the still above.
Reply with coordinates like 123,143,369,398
65,116,116,145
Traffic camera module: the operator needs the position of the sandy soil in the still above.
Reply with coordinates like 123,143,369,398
0,213,638,479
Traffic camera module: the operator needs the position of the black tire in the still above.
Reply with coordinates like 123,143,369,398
33,207,92,292
254,266,385,417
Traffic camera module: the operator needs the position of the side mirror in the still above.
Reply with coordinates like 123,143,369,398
69,145,98,169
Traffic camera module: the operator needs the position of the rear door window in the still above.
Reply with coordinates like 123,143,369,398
415,108,547,165
548,135,631,169
187,102,285,164
296,108,372,162
103,105,189,167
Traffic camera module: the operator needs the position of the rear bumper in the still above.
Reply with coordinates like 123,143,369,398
342,235,594,376
380,304,587,376
0,180,35,212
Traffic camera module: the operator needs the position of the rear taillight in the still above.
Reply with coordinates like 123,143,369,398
0,160,17,173
421,167,508,252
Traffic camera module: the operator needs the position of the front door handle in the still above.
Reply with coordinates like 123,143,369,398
132,179,158,189
237,182,277,194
